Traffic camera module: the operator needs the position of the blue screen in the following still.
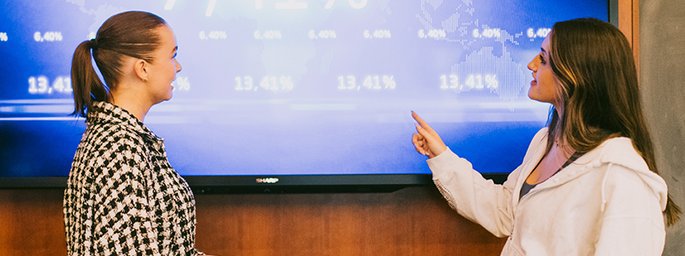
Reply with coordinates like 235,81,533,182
0,0,607,177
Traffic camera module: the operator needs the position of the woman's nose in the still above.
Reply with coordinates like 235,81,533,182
527,57,537,71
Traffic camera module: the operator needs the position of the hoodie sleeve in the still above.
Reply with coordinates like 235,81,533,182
426,128,547,237
594,163,667,255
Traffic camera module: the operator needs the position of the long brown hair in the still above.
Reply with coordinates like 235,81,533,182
70,11,167,117
544,18,680,226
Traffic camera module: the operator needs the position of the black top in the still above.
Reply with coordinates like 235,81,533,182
519,152,583,200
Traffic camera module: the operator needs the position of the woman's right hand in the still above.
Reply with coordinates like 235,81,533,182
411,111,447,158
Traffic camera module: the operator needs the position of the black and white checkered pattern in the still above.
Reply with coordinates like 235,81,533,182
64,101,203,255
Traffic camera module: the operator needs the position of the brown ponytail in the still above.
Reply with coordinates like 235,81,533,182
70,11,167,117
71,39,108,117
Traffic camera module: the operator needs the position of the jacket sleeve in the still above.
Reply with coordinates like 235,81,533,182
92,146,162,255
427,149,521,237
425,128,547,237
594,164,666,255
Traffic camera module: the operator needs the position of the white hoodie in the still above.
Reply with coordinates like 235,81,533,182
427,128,667,255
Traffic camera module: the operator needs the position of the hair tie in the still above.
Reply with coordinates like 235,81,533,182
89,38,97,49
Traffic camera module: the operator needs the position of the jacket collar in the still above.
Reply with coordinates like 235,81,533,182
520,135,651,191
86,101,161,143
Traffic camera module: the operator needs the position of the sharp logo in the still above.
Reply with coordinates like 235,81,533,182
255,177,279,184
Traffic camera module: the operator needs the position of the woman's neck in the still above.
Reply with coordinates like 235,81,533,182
110,91,152,122
553,135,575,157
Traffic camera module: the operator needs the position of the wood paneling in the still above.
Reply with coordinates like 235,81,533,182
618,0,641,71
0,189,67,255
0,187,505,255
194,187,505,255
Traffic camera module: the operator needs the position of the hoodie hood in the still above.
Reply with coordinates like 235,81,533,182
597,137,668,211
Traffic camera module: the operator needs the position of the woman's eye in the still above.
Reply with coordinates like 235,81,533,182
539,54,546,64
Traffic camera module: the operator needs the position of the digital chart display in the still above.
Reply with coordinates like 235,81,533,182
0,1,608,177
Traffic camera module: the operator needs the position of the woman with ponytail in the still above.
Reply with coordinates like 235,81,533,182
63,11,207,255
412,18,679,255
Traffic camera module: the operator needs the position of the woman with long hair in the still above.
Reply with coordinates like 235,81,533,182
412,18,680,255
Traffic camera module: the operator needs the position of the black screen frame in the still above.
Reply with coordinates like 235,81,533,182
0,1,616,192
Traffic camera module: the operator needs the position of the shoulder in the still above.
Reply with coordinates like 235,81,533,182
79,123,150,169
86,121,147,151
595,137,649,171
592,137,668,211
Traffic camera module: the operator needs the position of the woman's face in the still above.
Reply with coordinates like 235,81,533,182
527,34,561,108
146,25,182,104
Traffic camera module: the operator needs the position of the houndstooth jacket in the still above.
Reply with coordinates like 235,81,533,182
64,101,203,255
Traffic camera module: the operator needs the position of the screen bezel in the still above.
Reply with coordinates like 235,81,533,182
0,1,616,192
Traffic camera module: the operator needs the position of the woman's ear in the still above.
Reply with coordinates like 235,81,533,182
133,59,149,82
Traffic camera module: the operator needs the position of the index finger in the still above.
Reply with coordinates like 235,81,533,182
411,111,435,133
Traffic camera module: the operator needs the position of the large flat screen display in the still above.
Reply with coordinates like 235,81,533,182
0,1,610,188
